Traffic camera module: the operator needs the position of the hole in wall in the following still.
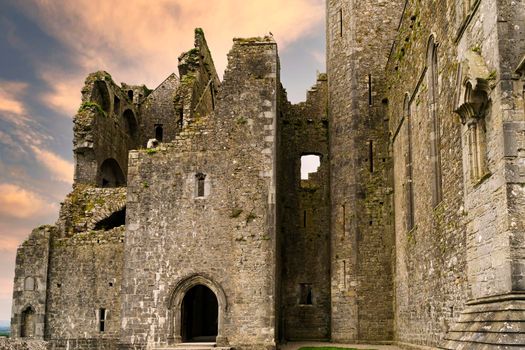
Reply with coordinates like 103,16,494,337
300,155,321,180
94,207,126,230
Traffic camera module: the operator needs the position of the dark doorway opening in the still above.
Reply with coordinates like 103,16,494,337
20,307,35,338
99,158,126,188
181,285,218,342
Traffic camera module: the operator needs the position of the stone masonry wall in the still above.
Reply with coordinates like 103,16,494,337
119,36,279,350
278,75,330,340
11,227,52,339
326,0,403,342
74,72,139,187
45,227,124,348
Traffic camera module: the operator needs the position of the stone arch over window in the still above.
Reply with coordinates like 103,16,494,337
98,158,126,188
24,276,35,291
91,81,111,114
123,109,138,139
426,34,443,206
404,93,415,231
167,274,227,345
20,306,35,338
455,77,490,182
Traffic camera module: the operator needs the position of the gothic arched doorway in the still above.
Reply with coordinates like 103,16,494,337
181,285,218,342
20,306,35,337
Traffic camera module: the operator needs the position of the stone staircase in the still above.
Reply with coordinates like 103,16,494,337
440,294,525,349
154,342,232,350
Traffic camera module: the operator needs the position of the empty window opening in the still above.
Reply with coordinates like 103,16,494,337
368,74,373,106
99,308,106,332
196,173,206,197
299,283,313,305
91,81,111,114
109,282,113,287
113,95,120,115
127,90,133,101
178,109,184,128
94,207,126,231
123,109,138,139
368,140,374,172
56,283,62,288
24,277,35,291
450,306,454,317
155,124,164,142
300,154,321,180
20,307,35,338
181,285,218,342
339,9,343,37
99,158,126,188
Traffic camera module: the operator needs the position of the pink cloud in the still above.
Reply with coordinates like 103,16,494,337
0,183,56,219
14,0,324,117
30,146,74,184
0,81,28,116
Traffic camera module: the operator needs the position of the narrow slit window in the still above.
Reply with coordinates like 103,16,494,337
299,283,313,305
196,173,206,197
368,74,373,106
339,9,343,37
155,124,163,142
99,308,106,332
368,140,374,172
300,154,321,180
127,90,133,101
303,210,307,228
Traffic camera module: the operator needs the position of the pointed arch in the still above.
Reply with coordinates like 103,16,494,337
167,273,227,345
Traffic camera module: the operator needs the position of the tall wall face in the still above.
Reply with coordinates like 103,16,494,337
120,37,279,350
386,0,525,348
278,76,330,340
326,0,403,341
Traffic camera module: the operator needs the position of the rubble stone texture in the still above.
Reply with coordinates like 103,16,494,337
9,1,525,349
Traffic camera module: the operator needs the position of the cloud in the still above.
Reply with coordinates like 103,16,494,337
0,81,28,115
12,0,324,116
30,146,73,184
0,183,56,219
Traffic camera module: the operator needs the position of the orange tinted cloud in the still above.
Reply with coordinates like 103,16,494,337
0,81,28,115
30,146,74,184
15,0,324,115
0,183,56,219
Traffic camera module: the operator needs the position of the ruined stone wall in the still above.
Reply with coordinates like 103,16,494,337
139,74,179,146
119,36,279,350
44,227,124,348
326,0,403,342
10,227,51,339
74,72,139,187
278,75,330,340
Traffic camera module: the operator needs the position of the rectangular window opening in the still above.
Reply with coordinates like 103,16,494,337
99,308,106,332
196,173,206,197
299,283,313,305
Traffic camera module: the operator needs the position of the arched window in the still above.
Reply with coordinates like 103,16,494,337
24,277,35,291
20,306,35,338
91,81,111,114
123,109,138,139
155,124,164,142
404,94,415,230
99,158,126,188
195,173,206,198
427,36,443,206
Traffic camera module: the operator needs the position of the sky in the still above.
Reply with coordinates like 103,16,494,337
0,0,325,322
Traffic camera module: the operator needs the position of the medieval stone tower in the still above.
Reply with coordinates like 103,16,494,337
10,1,525,349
